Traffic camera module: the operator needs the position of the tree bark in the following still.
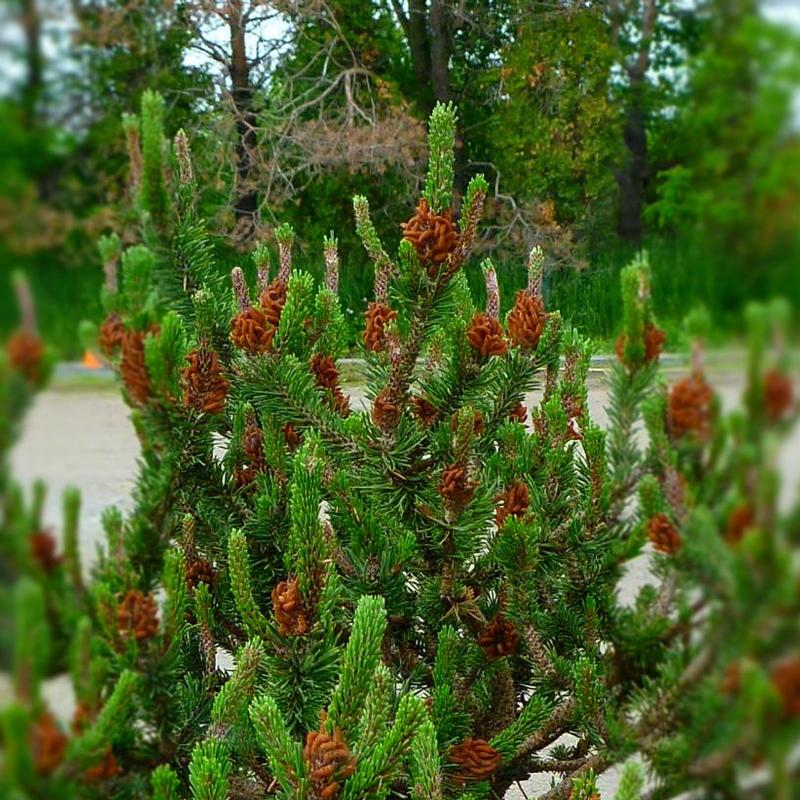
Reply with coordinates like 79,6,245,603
404,0,434,114
613,0,658,243
617,90,647,242
228,0,259,240
395,1,468,198
20,0,43,128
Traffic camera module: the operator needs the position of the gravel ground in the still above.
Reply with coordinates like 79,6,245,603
5,369,799,797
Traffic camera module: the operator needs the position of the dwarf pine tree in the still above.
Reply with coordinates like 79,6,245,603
1,92,798,799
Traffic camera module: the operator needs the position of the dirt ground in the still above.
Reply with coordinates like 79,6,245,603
6,371,799,797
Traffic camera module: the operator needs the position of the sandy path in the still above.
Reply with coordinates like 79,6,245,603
6,373,799,797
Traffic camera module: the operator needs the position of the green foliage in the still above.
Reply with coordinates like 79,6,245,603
424,103,457,214
4,91,799,800
189,739,230,800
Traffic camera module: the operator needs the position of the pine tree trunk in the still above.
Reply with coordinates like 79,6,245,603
612,0,657,244
20,0,43,128
229,0,258,241
617,94,647,242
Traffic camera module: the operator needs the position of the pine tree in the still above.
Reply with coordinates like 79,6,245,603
2,94,798,799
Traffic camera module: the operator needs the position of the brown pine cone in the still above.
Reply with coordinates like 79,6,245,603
30,530,61,572
260,278,288,327
284,422,302,451
615,323,666,366
668,373,714,441
30,712,68,776
648,513,682,555
182,348,229,414
509,402,528,424
439,465,476,509
467,313,508,357
83,748,122,783
764,369,793,421
304,723,356,800
6,329,45,383
311,354,350,416
331,385,351,417
508,290,547,350
72,701,94,735
478,615,519,660
725,504,754,545
310,353,339,389
771,657,800,719
412,395,439,427
98,314,125,356
186,557,215,590
243,422,266,469
372,387,401,431
401,197,459,277
363,302,397,352
117,589,159,641
232,466,259,490
120,330,150,405
495,481,530,530
721,662,742,696
231,306,274,354
449,738,501,783
272,577,308,636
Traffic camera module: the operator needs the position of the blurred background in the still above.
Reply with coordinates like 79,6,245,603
0,0,798,351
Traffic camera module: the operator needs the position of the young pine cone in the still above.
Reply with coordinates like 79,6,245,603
725,504,754,545
401,197,459,277
231,306,274,354
720,662,742,696
98,313,125,356
71,701,94,735
439,465,476,509
363,302,397,352
372,387,401,431
120,330,151,405
771,657,800,719
242,422,266,468
495,481,530,530
83,749,122,783
507,290,547,350
467,313,508,357
412,395,439,427
668,373,714,441
508,402,528,424
330,385,351,417
272,577,308,636
648,513,682,555
117,589,159,641
30,712,68,776
615,322,666,367
7,329,45,383
283,422,302,451
186,557,215,590
310,354,350,417
30,530,60,572
304,723,356,799
260,278,287,327
449,738,501,783
478,615,519,660
764,369,793,422
182,348,229,414
310,353,339,389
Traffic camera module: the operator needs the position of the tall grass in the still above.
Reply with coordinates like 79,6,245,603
6,234,798,358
